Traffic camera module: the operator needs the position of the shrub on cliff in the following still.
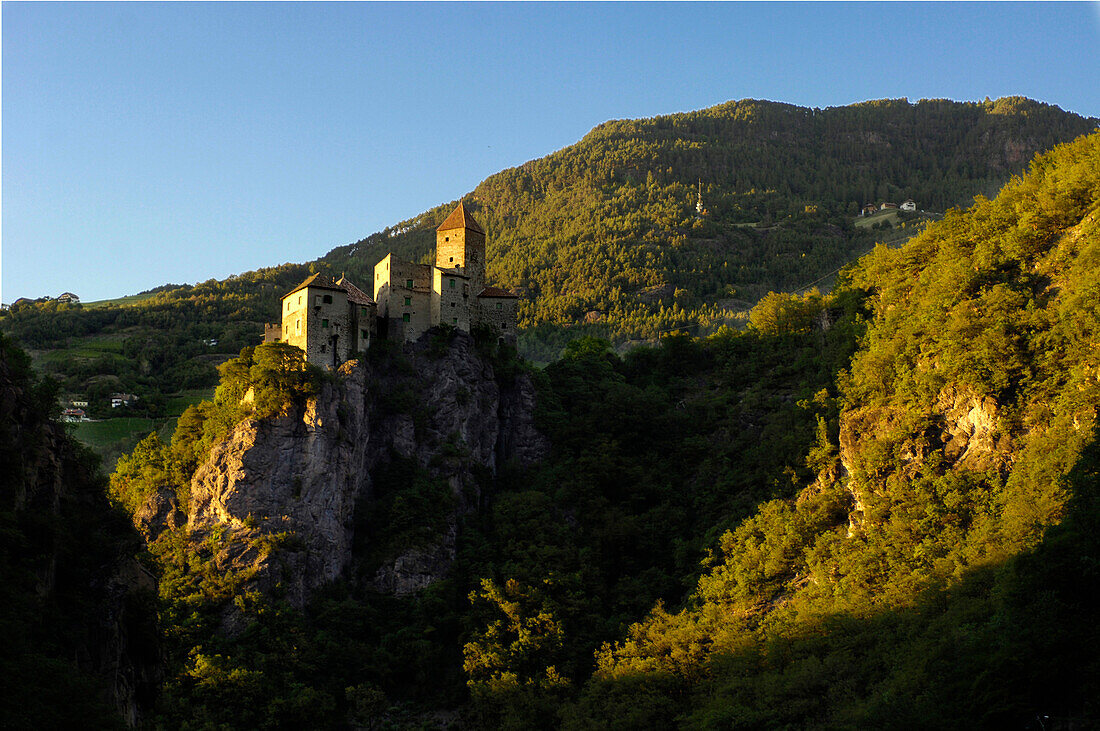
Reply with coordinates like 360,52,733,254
110,343,323,519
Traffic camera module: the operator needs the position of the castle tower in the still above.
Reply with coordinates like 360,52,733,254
435,203,486,296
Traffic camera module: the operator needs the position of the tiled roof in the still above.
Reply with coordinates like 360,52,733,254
337,276,375,306
477,286,518,299
436,202,485,234
283,272,344,298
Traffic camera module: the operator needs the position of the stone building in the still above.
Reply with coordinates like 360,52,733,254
373,203,518,343
268,274,376,369
373,255,434,343
266,203,517,368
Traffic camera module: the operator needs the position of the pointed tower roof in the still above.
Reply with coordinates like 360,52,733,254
436,202,485,234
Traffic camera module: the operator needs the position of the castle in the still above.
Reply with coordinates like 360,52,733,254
266,203,518,368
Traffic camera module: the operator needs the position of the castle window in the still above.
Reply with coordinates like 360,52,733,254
404,297,411,306
451,302,455,308
449,256,454,262
361,329,368,339
452,317,458,324
296,318,301,335
285,325,289,335
320,345,326,353
360,306,368,315
402,313,410,323
298,296,302,305
501,323,507,329
406,279,413,289
496,302,502,310
449,278,455,289
322,319,329,328
323,294,333,304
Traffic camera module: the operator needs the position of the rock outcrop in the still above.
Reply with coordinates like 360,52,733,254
177,331,548,608
932,384,1006,470
836,381,1011,535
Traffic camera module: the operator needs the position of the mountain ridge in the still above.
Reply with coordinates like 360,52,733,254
1,95,1096,457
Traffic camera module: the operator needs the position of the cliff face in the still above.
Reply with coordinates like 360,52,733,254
176,332,547,607
0,335,159,727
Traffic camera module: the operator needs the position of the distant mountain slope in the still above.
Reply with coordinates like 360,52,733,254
1,97,1095,420
322,97,1098,342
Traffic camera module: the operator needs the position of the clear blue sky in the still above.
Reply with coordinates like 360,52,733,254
4,2,1099,303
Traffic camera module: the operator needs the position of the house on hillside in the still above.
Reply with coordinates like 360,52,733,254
110,393,137,408
900,199,916,212
862,204,878,216
880,202,898,210
57,292,80,304
61,408,87,423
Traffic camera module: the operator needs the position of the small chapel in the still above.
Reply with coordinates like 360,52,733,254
266,203,519,369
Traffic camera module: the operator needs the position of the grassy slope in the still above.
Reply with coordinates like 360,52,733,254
69,387,213,470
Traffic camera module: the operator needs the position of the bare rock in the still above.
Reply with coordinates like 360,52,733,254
372,522,458,597
133,485,184,542
180,330,547,609
933,384,1004,470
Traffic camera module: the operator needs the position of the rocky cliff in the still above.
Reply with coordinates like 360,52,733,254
163,331,548,608
0,334,160,727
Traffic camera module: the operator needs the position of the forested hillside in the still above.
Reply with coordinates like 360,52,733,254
0,333,158,727
551,129,1100,727
2,97,1093,413
83,129,1100,727
322,96,1098,355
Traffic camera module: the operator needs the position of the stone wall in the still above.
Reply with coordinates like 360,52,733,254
349,302,376,353
375,254,433,342
477,296,519,342
433,269,471,330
